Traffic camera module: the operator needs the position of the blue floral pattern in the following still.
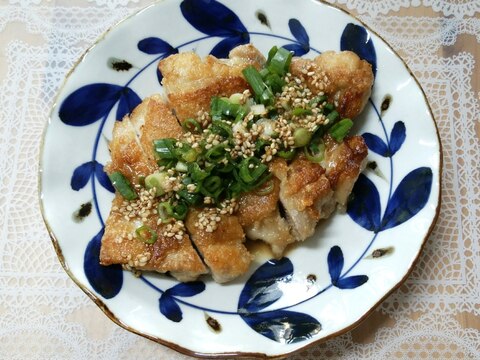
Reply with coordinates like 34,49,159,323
58,0,433,343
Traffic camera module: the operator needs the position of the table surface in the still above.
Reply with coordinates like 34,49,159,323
0,1,479,359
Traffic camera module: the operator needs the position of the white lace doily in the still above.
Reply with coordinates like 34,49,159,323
0,1,478,359
329,0,480,17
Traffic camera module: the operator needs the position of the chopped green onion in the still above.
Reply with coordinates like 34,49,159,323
239,157,268,184
228,93,243,104
183,149,198,163
277,148,296,160
254,178,274,196
309,95,327,107
304,141,325,163
205,144,226,162
266,46,278,65
211,119,233,138
135,225,157,244
260,87,274,106
293,127,312,148
182,118,202,133
325,110,339,125
158,202,173,222
323,103,335,114
242,66,268,104
157,158,176,169
175,161,188,173
189,163,210,182
203,176,222,193
172,202,188,220
210,96,245,119
267,47,293,76
178,189,202,206
153,138,177,160
329,118,354,142
259,68,270,78
217,162,234,173
108,171,137,200
144,172,168,197
255,138,269,152
264,73,285,94
292,107,312,116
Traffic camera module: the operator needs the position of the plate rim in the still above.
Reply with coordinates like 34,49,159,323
38,0,443,357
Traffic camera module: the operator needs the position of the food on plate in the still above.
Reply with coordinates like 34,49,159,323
100,44,373,283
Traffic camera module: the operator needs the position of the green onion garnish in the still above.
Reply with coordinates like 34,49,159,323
264,73,285,94
304,141,325,163
239,157,268,184
309,95,327,107
182,118,202,133
325,110,340,127
292,107,312,117
254,178,274,196
177,144,198,163
211,119,233,138
242,66,270,105
203,176,222,193
153,138,177,160
293,127,312,148
172,202,188,220
323,103,335,114
135,225,157,244
108,171,137,200
329,118,354,142
266,46,278,65
158,202,173,222
189,163,210,182
277,148,296,160
178,189,202,206
205,144,226,162
144,172,168,197
267,47,293,76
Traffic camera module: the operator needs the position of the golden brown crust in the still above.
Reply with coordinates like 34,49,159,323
237,178,294,258
100,195,208,282
270,156,335,241
159,44,265,121
290,51,373,119
129,95,183,162
166,77,249,121
185,209,251,283
104,118,156,184
324,135,368,207
237,178,281,227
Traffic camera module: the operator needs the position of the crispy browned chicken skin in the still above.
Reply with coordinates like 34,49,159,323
101,45,373,282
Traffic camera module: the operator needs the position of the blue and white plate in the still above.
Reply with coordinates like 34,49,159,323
40,0,441,357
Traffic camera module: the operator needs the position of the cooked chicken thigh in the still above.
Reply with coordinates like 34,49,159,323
159,44,265,121
100,45,373,282
237,178,293,257
101,97,208,281
290,50,373,119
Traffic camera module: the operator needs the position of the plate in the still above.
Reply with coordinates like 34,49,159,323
39,0,441,357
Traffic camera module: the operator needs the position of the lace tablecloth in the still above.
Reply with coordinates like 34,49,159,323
1,1,479,358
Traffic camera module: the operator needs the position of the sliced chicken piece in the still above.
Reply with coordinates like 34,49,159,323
100,195,208,282
104,116,156,185
159,44,265,121
237,178,293,258
270,156,336,242
102,96,209,281
127,94,183,162
185,209,252,283
323,135,368,209
290,51,374,119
